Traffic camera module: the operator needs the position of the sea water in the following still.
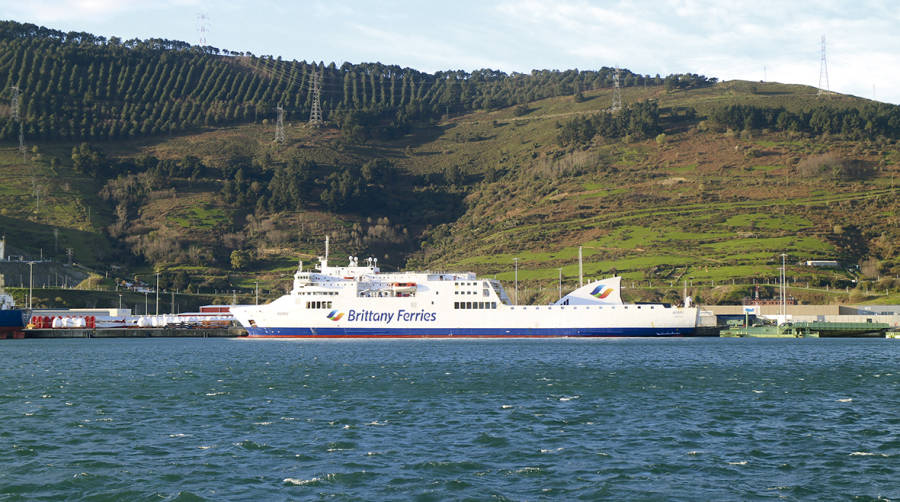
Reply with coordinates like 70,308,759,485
0,338,897,500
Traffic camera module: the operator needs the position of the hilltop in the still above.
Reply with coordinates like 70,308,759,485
0,20,898,306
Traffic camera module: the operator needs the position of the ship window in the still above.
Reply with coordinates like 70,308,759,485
483,289,489,296
491,302,496,309
466,302,472,309
454,302,459,309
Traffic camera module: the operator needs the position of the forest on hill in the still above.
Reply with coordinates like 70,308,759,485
0,19,898,305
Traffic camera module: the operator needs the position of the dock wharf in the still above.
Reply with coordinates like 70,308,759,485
24,327,246,338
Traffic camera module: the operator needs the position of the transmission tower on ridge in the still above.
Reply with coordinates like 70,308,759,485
611,67,623,112
308,68,323,126
197,13,210,46
10,86,25,161
274,105,286,144
817,35,830,96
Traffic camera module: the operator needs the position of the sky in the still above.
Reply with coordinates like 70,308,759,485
3,0,899,104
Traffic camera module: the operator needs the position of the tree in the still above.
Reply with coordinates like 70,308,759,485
71,142,107,177
230,249,251,270
573,81,584,103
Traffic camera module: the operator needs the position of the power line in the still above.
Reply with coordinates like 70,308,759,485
611,67,622,112
10,85,19,121
197,13,210,46
309,67,323,126
817,35,830,96
274,104,285,143
10,85,25,162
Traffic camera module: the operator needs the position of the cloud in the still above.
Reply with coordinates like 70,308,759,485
347,23,514,71
7,0,202,23
493,0,900,103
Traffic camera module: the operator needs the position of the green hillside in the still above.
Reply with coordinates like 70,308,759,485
0,20,898,307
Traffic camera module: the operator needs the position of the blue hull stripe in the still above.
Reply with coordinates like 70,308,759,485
246,326,695,338
0,310,25,329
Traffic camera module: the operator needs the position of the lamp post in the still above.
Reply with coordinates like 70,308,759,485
513,258,519,305
780,253,787,319
155,272,159,316
118,294,122,310
28,261,33,309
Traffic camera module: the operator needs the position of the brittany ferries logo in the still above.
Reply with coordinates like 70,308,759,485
590,285,614,299
326,310,345,321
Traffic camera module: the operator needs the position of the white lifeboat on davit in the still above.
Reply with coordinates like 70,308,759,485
390,282,417,295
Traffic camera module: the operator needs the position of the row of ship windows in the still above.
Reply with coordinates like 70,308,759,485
454,290,489,295
454,301,497,310
299,291,338,295
307,301,333,309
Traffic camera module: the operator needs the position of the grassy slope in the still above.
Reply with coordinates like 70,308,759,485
396,82,899,304
0,80,897,305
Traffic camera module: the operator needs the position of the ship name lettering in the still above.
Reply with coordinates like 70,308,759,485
396,309,437,322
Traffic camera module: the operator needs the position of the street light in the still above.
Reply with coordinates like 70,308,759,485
780,253,787,319
118,294,122,310
155,272,159,316
28,261,33,309
513,258,518,305
558,268,562,301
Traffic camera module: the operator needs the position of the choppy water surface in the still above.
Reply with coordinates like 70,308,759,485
1,338,898,500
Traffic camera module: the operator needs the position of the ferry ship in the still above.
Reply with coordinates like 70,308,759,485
230,242,698,338
0,279,27,339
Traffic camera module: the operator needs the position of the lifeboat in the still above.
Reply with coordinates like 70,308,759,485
390,282,417,296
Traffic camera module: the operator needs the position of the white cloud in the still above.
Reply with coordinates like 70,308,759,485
7,0,202,23
347,23,514,71
493,0,900,103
